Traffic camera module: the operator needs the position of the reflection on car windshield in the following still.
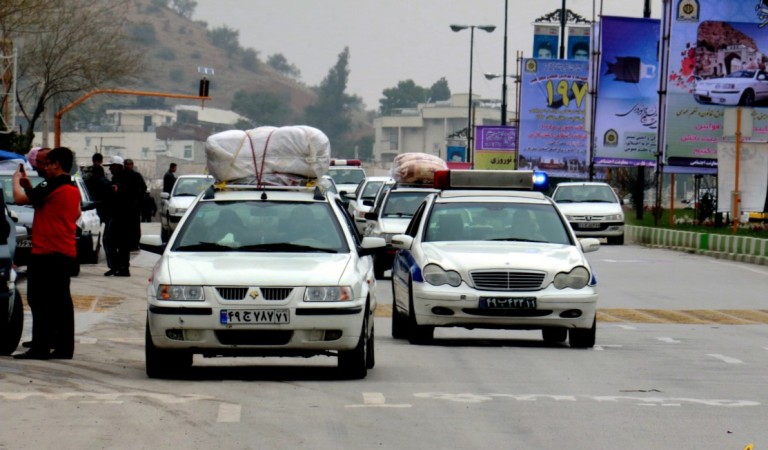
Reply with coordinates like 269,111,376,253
329,169,365,184
382,192,431,217
173,177,213,196
424,203,570,245
172,200,349,253
553,185,618,204
728,70,756,79
1,174,44,205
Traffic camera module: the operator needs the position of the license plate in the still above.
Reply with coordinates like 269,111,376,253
577,222,601,229
220,309,290,325
479,297,537,309
17,240,32,248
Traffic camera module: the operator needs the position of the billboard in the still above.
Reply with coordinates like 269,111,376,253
518,58,590,178
593,16,660,167
533,25,559,59
567,27,590,61
474,126,517,170
664,0,768,172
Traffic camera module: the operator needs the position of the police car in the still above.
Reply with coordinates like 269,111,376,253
325,159,366,200
390,170,600,348
140,180,386,379
159,174,215,242
347,176,394,234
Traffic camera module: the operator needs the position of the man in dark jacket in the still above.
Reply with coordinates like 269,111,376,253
103,156,136,277
163,162,177,194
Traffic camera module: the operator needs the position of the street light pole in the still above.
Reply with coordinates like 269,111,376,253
559,0,567,59
501,0,509,125
451,24,495,164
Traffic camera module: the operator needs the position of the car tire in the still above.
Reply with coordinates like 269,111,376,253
569,317,596,349
740,89,755,106
391,282,408,339
542,327,567,344
338,305,369,379
407,279,434,345
607,234,624,245
145,320,192,379
77,231,100,264
0,289,24,356
365,321,375,369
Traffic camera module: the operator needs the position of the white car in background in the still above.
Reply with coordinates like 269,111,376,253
347,176,394,234
693,69,768,106
159,174,214,242
550,181,625,245
326,159,366,200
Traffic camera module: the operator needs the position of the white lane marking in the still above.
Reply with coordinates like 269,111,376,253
600,259,646,263
594,344,623,351
657,337,681,344
415,392,759,407
707,258,768,276
78,337,98,345
707,354,744,364
614,325,637,330
345,392,411,408
217,403,241,423
0,392,212,403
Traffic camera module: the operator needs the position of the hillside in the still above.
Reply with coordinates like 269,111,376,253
122,0,319,118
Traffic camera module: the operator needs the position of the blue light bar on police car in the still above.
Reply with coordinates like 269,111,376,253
433,170,549,191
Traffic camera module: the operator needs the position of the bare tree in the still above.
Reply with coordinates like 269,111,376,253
0,0,56,36
11,0,146,148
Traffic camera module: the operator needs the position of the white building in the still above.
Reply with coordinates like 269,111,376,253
372,93,509,165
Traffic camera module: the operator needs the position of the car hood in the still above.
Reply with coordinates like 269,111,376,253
421,242,589,274
380,217,412,234
169,196,197,209
7,204,34,227
160,252,353,286
555,202,623,216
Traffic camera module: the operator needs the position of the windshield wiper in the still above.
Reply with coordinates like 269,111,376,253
174,193,198,197
490,237,547,243
237,243,338,253
174,242,234,251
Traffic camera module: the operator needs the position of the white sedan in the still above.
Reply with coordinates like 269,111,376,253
693,70,768,106
390,170,600,348
159,174,214,242
140,182,385,379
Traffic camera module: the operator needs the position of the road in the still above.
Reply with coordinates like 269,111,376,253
1,233,767,449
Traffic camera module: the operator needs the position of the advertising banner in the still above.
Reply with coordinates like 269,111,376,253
518,58,590,178
593,16,660,167
474,126,517,170
665,0,768,172
533,25,559,59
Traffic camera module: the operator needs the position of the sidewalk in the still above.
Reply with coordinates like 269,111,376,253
626,225,768,266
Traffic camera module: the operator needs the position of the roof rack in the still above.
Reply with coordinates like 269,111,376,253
203,180,328,200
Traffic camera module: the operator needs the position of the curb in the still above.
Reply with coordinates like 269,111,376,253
625,225,768,266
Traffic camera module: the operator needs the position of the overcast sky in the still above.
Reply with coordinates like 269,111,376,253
193,0,661,110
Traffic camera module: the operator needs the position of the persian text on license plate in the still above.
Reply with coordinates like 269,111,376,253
220,309,290,325
17,240,32,248
479,297,537,309
577,222,601,229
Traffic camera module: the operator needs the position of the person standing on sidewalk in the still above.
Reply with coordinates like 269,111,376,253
124,159,146,250
163,162,177,194
103,156,135,277
12,147,80,360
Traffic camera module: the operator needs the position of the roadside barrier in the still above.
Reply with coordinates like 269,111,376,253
625,226,768,266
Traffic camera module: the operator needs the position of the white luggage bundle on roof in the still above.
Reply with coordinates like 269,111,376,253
205,125,331,185
390,152,448,184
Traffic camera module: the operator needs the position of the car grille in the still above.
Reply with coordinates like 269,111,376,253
215,330,293,345
215,287,293,301
470,271,546,291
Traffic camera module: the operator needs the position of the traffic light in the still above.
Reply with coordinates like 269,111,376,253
199,77,210,97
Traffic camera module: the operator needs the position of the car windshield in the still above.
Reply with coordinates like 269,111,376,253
727,70,756,79
424,202,571,244
552,185,618,203
382,191,432,218
172,177,213,197
361,181,383,199
0,174,44,205
328,168,365,184
172,200,349,253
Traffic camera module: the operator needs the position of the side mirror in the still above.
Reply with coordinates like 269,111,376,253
579,238,601,253
139,234,167,254
364,211,378,221
359,236,386,256
81,200,97,211
362,199,374,207
160,192,170,200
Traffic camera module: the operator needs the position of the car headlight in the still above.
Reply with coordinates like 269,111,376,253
171,207,187,215
721,83,735,89
605,213,624,221
157,285,204,301
304,286,352,302
553,266,591,290
423,264,462,287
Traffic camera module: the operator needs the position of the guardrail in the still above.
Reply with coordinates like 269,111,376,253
625,225,768,266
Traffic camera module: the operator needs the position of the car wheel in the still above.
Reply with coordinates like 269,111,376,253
338,305,369,379
145,320,192,379
407,278,434,345
0,289,24,356
391,281,408,339
542,327,567,344
740,89,756,106
569,317,596,349
365,321,375,369
607,234,624,245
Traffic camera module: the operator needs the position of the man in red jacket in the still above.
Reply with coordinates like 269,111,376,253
12,147,81,360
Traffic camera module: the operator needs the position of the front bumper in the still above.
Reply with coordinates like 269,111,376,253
147,300,366,354
568,222,624,238
409,281,597,330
